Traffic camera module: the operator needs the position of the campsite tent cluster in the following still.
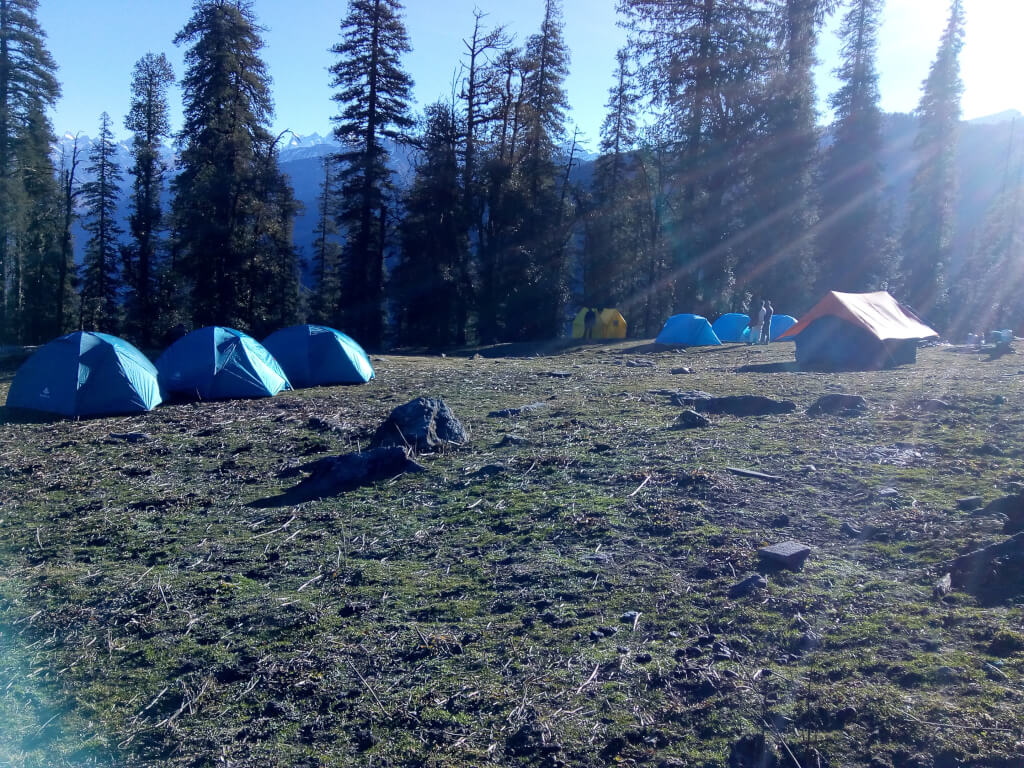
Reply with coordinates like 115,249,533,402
5,325,374,418
594,291,937,368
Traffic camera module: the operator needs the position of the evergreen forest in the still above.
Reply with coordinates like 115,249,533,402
1,0,1020,351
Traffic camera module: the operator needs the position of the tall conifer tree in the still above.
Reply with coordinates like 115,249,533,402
900,0,965,323
329,0,414,348
817,0,886,294
124,52,174,346
79,112,123,332
0,0,61,342
172,0,298,331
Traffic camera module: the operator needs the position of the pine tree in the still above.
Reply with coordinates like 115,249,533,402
54,136,82,336
79,112,123,332
396,101,467,347
743,0,835,311
329,0,414,347
0,0,61,342
586,47,638,308
172,0,298,331
509,0,572,340
621,0,770,315
817,0,885,294
900,0,965,325
124,52,174,346
309,158,343,324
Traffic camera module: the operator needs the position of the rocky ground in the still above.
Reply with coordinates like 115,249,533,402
0,340,1022,768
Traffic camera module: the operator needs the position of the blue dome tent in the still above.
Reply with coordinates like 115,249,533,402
769,314,797,340
262,325,374,388
655,314,722,346
6,331,162,417
740,313,799,342
711,313,751,343
156,327,290,400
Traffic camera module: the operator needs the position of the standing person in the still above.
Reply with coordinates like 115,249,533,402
583,308,597,340
748,301,764,345
761,300,774,344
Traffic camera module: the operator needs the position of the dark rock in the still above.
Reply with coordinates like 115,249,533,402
544,371,572,378
841,521,862,537
370,397,467,452
972,443,1006,457
590,630,605,642
988,630,1024,657
669,390,714,406
949,531,1024,592
728,734,779,768
506,725,541,757
956,496,984,511
770,513,790,528
807,394,867,416
488,402,547,418
670,366,693,374
600,737,627,760
471,464,506,478
597,625,619,637
672,409,711,429
877,487,900,498
286,447,425,499
758,541,812,571
834,706,858,725
795,630,822,652
978,494,1024,532
620,610,640,623
729,574,768,598
688,394,796,416
635,652,653,664
497,434,530,447
626,359,655,368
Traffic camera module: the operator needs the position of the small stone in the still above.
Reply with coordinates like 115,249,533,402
672,409,711,429
620,610,640,623
841,521,861,537
834,706,858,725
795,630,822,652
597,625,618,637
107,431,151,443
590,630,605,642
729,573,768,598
670,366,693,374
488,402,547,418
807,394,867,416
626,359,655,368
934,666,959,684
770,513,790,528
544,371,572,378
758,541,812,571
877,487,900,498
993,394,1006,404
956,496,984,511
635,652,653,664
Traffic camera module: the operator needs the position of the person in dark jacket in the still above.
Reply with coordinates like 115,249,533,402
583,308,597,340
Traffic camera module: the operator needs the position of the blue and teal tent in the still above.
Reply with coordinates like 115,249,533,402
711,313,751,343
6,331,162,417
156,326,290,400
655,314,722,346
262,325,374,388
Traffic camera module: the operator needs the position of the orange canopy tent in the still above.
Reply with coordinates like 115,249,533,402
779,291,937,369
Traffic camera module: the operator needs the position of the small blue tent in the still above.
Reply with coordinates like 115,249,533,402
262,325,374,388
6,331,161,417
711,313,751,343
740,314,799,342
156,326,290,400
655,314,722,346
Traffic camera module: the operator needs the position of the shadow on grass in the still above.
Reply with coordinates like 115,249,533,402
734,362,802,374
0,406,66,425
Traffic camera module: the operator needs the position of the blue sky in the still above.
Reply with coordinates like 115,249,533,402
39,0,1022,149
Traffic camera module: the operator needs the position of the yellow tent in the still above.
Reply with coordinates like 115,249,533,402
571,308,627,339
